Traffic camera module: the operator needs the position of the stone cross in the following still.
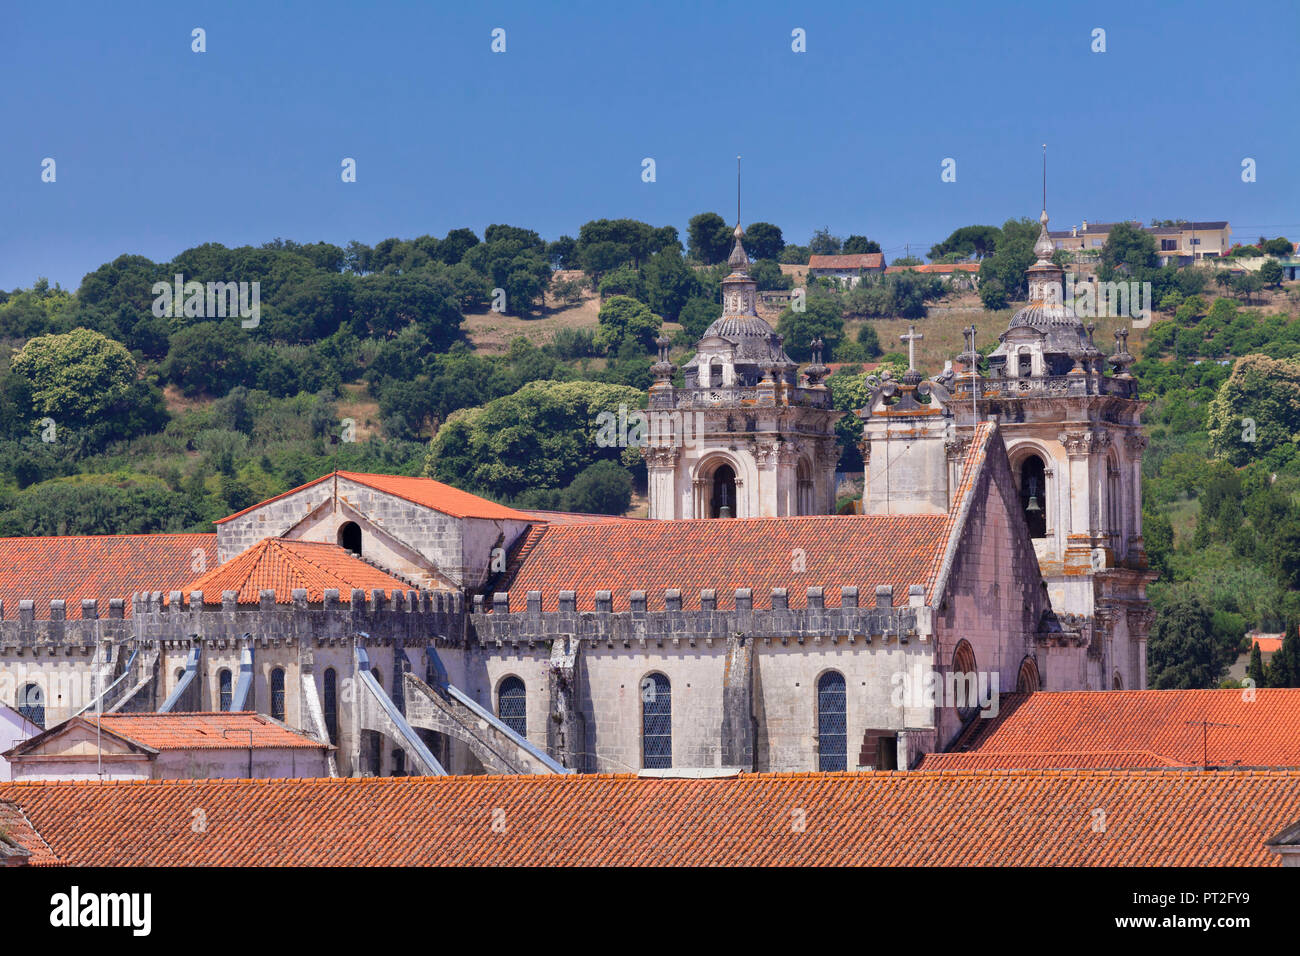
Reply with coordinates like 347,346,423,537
900,325,923,370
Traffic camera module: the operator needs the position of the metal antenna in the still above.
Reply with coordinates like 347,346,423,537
736,155,741,227
1042,143,1047,214
1184,719,1240,769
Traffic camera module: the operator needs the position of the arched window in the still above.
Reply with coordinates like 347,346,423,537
708,358,723,387
338,521,362,556
1016,657,1040,694
641,673,672,769
270,668,286,722
17,682,44,728
498,676,527,737
1112,671,1123,690
816,671,847,771
710,464,737,519
1019,455,1048,539
1016,347,1032,378
218,669,233,712
323,668,338,744
953,641,979,722
1107,456,1122,543
370,667,382,689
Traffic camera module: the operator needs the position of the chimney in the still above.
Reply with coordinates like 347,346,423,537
1082,220,1088,232
1071,225,1077,238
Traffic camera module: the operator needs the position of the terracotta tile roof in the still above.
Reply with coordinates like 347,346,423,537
808,253,884,270
1251,633,1284,653
215,470,532,524
918,750,1185,770
175,538,418,605
88,713,327,751
0,533,217,619
500,514,953,611
0,800,58,866
884,263,981,274
2,769,1299,866
934,689,1300,768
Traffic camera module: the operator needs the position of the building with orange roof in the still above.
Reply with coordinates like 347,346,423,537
3,712,331,782
1,769,1297,867
917,689,1300,770
0,199,1153,788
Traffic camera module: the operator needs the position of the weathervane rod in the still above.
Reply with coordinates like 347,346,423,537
1042,143,1047,213
736,154,741,227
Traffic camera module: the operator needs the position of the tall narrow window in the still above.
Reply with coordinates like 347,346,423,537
218,669,233,712
270,668,286,722
710,465,737,519
323,668,338,745
498,676,526,737
953,641,979,723
817,671,847,771
641,673,672,769
17,682,44,728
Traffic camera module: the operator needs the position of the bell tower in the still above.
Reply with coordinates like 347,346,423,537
949,206,1155,691
645,225,842,519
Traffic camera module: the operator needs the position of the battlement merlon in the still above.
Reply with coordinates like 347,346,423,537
468,586,931,646
0,598,130,653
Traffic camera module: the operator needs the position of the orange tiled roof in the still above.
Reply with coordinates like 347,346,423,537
215,471,532,524
500,513,953,611
175,538,418,605
1251,634,1284,653
808,253,885,270
917,750,1185,770
938,689,1300,768
513,510,645,525
0,800,58,865
87,713,327,751
2,769,1299,866
0,533,217,619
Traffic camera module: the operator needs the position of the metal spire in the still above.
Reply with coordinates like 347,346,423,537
736,154,741,228
1042,143,1047,217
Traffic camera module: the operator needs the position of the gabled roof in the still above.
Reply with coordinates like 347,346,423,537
500,513,952,611
807,253,885,270
927,689,1300,769
175,538,419,605
0,533,218,619
0,801,56,866
5,713,327,760
215,471,533,524
2,769,1299,866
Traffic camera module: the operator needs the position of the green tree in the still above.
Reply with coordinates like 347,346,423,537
808,228,842,256
594,296,662,354
842,235,881,255
642,247,701,322
1267,621,1300,687
161,322,251,397
776,294,844,361
678,297,722,340
1099,222,1158,279
563,459,634,515
687,213,733,265
1247,642,1266,688
424,380,643,500
928,225,1000,261
10,328,136,423
1206,355,1300,466
1147,591,1229,689
1260,259,1284,287
743,222,784,261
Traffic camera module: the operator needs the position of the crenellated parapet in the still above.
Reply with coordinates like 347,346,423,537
133,588,467,649
0,598,129,656
469,585,927,649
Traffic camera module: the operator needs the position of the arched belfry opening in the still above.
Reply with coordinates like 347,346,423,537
1018,455,1047,539
338,521,362,555
710,464,737,519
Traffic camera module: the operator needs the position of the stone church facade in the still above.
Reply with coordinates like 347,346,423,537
0,213,1153,777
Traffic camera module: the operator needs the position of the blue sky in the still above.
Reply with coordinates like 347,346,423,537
3,0,1298,290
